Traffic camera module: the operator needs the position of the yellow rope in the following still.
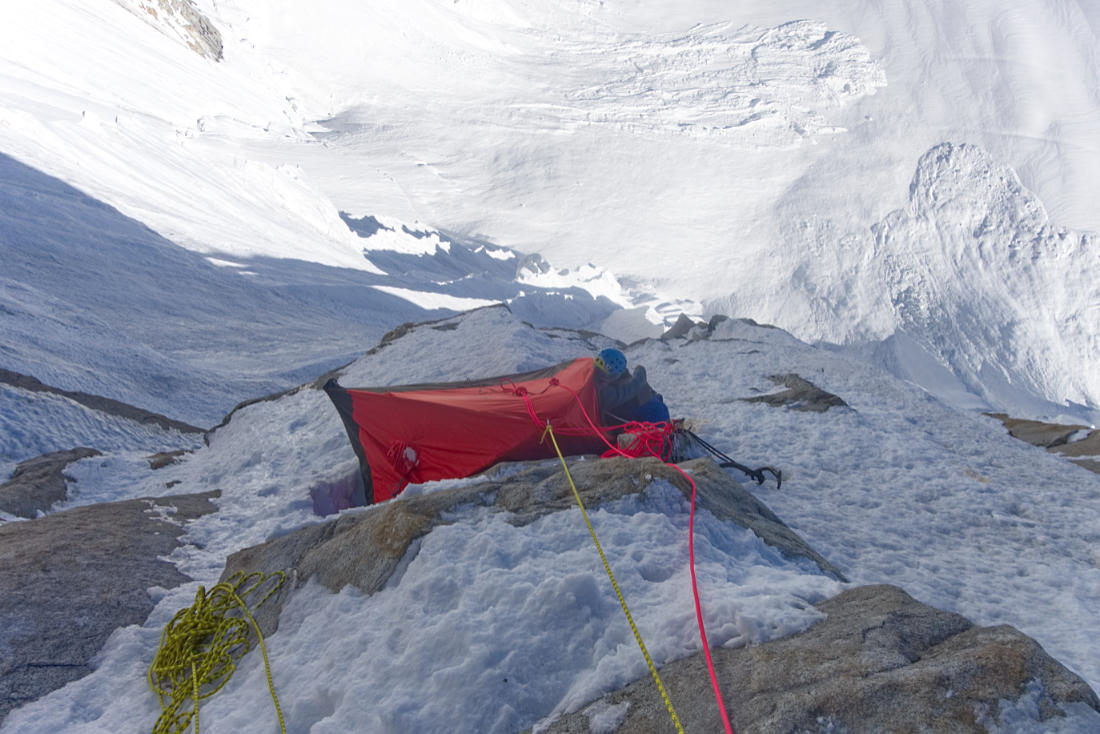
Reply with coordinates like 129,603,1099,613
542,424,685,734
147,571,287,734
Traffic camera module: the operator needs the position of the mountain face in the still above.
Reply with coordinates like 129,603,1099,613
3,3,1100,730
871,143,1099,415
2,307,1099,731
2,1,1097,425
0,151,620,436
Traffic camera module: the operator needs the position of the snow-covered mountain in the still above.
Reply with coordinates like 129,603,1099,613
0,148,621,436
3,2,1100,729
3,307,1100,732
2,0,1098,425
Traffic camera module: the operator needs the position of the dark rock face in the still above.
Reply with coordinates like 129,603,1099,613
221,456,843,638
541,585,1100,733
0,447,101,519
0,491,219,723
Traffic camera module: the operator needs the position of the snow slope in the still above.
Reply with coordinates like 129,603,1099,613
196,0,1100,416
3,0,1096,422
868,143,1099,418
0,382,202,491
2,307,1098,732
0,150,396,428
3,3,1100,729
0,148,626,434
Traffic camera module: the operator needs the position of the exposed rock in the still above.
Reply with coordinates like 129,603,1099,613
220,456,843,638
0,490,219,723
1067,456,1100,475
147,448,190,470
1053,429,1100,459
0,447,101,518
112,0,223,61
705,315,779,335
707,314,731,332
987,413,1100,476
660,314,702,340
540,584,1100,733
517,253,553,277
743,373,849,412
987,412,1089,449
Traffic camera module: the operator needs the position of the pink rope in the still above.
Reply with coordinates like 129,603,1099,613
668,460,735,734
511,380,735,734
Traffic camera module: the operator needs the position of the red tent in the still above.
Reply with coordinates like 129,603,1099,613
324,357,610,504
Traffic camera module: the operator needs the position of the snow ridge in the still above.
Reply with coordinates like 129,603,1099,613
873,142,1100,414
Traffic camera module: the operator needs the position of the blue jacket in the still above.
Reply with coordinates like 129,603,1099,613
596,366,657,420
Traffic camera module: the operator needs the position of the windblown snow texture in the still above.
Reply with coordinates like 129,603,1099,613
3,309,1099,733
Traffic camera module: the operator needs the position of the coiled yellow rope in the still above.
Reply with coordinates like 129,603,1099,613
543,424,685,734
147,571,287,734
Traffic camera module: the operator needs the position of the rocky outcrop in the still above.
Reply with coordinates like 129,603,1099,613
988,413,1100,475
743,373,849,412
220,456,845,638
147,448,190,470
1055,430,1100,474
986,412,1088,449
0,447,101,519
112,0,223,61
217,452,1099,732
541,584,1100,733
0,490,219,723
660,314,702,340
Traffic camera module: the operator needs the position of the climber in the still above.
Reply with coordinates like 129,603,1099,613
593,347,670,424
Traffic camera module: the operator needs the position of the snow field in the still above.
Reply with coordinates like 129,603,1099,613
0,385,200,468
194,484,839,734
3,0,1100,729
636,317,1100,690
4,308,1099,732
5,0,1098,417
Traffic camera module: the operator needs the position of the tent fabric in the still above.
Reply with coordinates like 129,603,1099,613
324,358,610,504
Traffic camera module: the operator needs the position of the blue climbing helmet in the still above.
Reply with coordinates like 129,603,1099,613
594,348,627,378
